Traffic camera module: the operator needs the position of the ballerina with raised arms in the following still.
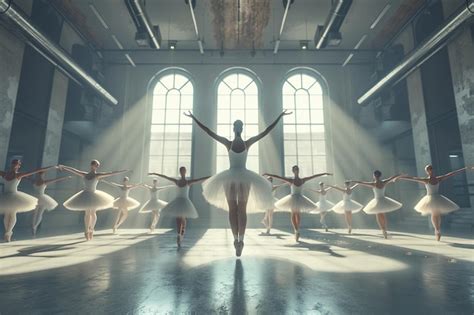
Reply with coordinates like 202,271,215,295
351,170,404,239
308,182,335,232
184,109,291,256
264,166,332,241
30,171,72,236
149,166,210,248
398,164,470,241
138,179,172,233
59,160,129,241
0,160,58,242
102,176,142,234
329,181,363,234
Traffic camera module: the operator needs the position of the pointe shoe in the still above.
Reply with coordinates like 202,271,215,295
266,228,271,235
177,235,181,248
113,227,117,234
436,231,441,241
4,232,12,242
348,227,352,234
84,232,89,241
32,227,37,236
295,231,300,242
234,239,239,251
325,227,329,232
236,241,244,257
383,230,388,239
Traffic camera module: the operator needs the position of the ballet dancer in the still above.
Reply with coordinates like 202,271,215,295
309,182,335,232
0,160,57,242
31,171,72,236
264,166,331,241
185,110,291,256
351,171,404,239
260,177,287,235
398,164,469,241
329,181,363,234
149,167,209,248
138,179,170,233
103,177,142,234
60,160,128,240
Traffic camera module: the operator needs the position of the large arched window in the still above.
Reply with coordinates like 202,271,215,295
216,71,259,172
282,71,326,176
149,70,193,176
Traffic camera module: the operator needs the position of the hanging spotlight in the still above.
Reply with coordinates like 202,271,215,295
168,40,177,50
300,40,309,50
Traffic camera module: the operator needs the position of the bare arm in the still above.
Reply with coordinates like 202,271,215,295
301,172,332,184
44,176,72,185
327,185,345,192
383,174,404,184
397,176,428,184
246,110,292,148
101,180,122,188
263,173,293,184
96,170,129,179
350,180,374,188
19,165,58,179
272,183,288,191
148,172,178,185
184,111,231,149
59,165,88,177
438,167,468,182
188,176,211,185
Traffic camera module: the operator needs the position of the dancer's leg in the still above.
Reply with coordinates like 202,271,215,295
115,209,128,229
344,211,352,233
84,210,92,240
113,210,122,232
225,184,239,240
236,183,250,239
431,214,441,241
4,212,17,242
89,210,98,239
320,212,328,231
376,213,388,238
150,210,160,232
267,209,274,233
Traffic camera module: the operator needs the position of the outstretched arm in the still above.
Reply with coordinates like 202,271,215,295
59,165,88,177
246,110,292,148
397,175,428,184
263,173,293,184
383,174,404,184
44,176,72,185
272,183,289,191
350,180,374,188
184,111,231,149
301,172,332,184
19,165,58,179
438,167,468,182
96,170,129,179
188,176,211,185
101,180,122,188
327,185,345,192
148,172,178,185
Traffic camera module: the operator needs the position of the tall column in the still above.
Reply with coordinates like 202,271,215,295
0,28,26,168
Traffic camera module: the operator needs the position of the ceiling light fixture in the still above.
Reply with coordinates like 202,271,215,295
354,34,368,50
89,3,109,30
125,53,136,67
111,34,124,50
300,40,309,50
370,3,392,30
168,40,177,50
342,53,354,67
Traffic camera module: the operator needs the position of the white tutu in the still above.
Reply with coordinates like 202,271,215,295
160,186,198,218
0,178,37,214
312,195,334,213
34,184,58,211
332,193,363,214
139,199,168,213
275,184,317,212
414,183,459,216
363,187,402,214
112,187,140,210
202,150,273,212
63,177,114,211
113,197,140,210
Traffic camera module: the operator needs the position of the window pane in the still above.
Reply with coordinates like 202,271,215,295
150,72,194,176
217,71,260,172
152,110,165,124
282,72,326,177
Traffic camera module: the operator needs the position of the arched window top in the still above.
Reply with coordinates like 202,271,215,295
215,69,260,172
149,69,194,176
282,69,327,176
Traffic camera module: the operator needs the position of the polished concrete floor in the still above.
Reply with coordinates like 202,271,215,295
0,228,473,314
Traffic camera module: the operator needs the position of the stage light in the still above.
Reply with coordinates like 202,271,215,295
300,40,309,50
168,40,177,50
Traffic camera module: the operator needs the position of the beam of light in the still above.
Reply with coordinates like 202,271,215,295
0,229,163,276
181,229,408,273
370,3,392,30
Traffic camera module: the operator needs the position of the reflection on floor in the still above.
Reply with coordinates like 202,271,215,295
0,228,472,314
